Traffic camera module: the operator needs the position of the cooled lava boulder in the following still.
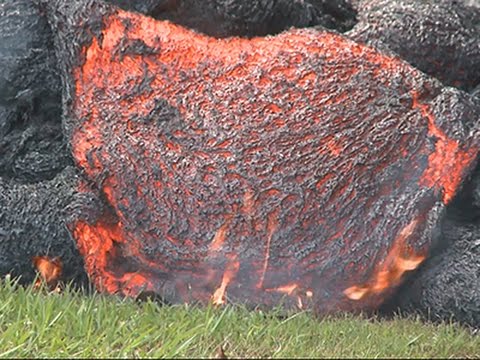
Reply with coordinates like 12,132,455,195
0,0,69,183
348,0,480,91
108,0,357,37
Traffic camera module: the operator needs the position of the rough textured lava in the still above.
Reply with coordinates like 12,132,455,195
38,0,480,312
387,164,480,328
349,0,480,91
0,0,70,183
108,0,357,37
0,167,98,283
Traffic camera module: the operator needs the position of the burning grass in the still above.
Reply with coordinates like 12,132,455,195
0,278,478,358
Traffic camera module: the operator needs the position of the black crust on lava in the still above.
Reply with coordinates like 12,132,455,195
348,0,480,91
107,0,358,37
385,161,480,329
0,0,70,183
0,167,103,284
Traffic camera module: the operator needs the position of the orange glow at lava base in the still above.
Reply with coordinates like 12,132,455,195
212,255,240,306
344,220,426,302
32,256,63,290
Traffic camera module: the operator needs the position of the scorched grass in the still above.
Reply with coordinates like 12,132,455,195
0,279,478,358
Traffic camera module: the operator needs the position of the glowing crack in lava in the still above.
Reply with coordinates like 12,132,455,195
45,0,479,312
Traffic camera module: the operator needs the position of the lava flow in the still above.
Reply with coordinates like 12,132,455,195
42,0,479,312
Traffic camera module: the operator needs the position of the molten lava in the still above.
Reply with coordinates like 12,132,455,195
212,255,240,306
344,219,426,304
32,256,63,291
42,0,479,312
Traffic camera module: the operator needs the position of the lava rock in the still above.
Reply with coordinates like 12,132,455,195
1,0,479,328
348,0,480,91
0,167,102,284
389,164,480,328
107,0,357,37
464,0,480,7
0,0,69,183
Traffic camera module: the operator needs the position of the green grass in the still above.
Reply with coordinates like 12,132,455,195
0,278,478,359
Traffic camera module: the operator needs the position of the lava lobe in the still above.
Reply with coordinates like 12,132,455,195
41,0,479,312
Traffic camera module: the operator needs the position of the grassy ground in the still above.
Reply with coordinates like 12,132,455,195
0,279,478,359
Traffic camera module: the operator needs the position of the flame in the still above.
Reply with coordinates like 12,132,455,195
344,286,369,301
212,255,240,306
32,256,63,290
344,220,426,301
73,218,156,297
266,283,298,295
257,209,279,289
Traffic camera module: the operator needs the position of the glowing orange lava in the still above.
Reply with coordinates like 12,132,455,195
266,283,299,295
344,220,426,302
212,255,240,306
55,1,479,312
32,256,63,290
412,91,478,204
